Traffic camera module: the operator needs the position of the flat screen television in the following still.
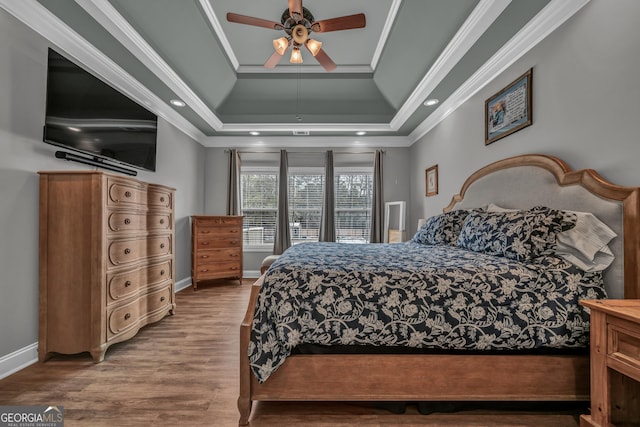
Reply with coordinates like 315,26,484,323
43,48,158,173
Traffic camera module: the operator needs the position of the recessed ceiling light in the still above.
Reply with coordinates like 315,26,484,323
250,131,260,136
356,131,366,136
424,98,439,106
170,99,186,107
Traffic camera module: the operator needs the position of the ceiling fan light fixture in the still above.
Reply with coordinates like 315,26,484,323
306,39,322,56
273,37,289,56
290,47,303,64
292,24,309,45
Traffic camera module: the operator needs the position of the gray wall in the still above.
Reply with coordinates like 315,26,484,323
409,0,640,231
0,9,205,363
202,147,411,274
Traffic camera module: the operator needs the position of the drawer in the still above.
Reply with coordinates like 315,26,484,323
196,236,241,249
194,248,241,265
194,216,242,227
107,178,146,207
196,226,241,238
108,212,172,233
107,260,172,302
108,236,172,266
107,286,172,339
195,261,241,279
148,188,172,209
607,317,640,381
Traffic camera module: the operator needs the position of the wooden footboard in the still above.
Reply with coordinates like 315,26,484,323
238,275,589,425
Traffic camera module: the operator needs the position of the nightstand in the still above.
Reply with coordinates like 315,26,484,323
579,299,640,427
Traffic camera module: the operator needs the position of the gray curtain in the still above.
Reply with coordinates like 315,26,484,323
319,150,335,242
226,149,240,215
369,149,384,243
273,150,291,255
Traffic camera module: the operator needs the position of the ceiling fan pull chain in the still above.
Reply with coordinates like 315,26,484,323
296,64,302,122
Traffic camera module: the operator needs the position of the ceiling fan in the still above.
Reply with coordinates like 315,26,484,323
227,0,366,72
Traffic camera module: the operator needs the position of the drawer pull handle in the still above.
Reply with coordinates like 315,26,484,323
160,219,165,225
231,230,239,233
230,240,238,245
124,248,131,255
124,313,131,320
202,255,209,259
231,254,239,257
124,218,131,225
201,230,210,234
124,280,132,288
160,243,165,249
160,270,165,276
160,296,166,302
160,197,165,203
124,191,132,198
202,242,209,245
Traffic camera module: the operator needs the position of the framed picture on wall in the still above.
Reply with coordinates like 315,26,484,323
485,68,532,145
425,165,438,197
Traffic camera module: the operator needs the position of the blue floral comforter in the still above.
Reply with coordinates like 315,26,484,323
249,242,606,383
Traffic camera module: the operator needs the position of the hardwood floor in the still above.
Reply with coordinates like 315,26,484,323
0,279,587,426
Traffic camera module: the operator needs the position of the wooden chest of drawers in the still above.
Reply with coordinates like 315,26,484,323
579,299,640,426
191,216,243,289
38,171,176,362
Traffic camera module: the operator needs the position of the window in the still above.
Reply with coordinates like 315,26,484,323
240,164,373,248
335,169,373,243
240,169,278,247
288,169,324,244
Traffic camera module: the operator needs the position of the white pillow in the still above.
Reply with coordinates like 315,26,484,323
487,203,616,272
486,203,519,212
555,210,617,272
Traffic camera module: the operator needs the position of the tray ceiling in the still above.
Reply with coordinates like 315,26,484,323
0,0,589,148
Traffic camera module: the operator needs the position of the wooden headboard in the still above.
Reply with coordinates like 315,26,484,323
444,154,640,299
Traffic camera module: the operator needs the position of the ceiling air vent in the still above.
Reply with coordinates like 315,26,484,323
293,130,310,136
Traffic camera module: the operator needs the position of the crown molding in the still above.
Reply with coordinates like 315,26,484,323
218,122,393,133
390,0,511,131
370,0,402,71
237,65,373,74
202,135,412,149
409,0,590,143
75,0,224,130
0,0,207,144
198,0,239,70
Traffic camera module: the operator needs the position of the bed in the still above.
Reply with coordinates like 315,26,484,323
238,154,640,425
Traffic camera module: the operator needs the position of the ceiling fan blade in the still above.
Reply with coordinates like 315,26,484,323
288,0,303,21
227,13,283,30
308,46,336,72
311,13,366,33
264,51,285,69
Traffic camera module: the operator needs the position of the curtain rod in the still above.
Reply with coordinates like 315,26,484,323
225,149,385,155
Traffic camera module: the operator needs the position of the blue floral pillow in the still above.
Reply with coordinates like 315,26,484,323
412,210,474,246
457,206,574,262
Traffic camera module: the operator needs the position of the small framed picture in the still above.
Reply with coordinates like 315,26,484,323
425,165,438,197
485,68,532,145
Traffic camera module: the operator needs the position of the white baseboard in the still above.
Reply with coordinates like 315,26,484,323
174,277,192,293
0,342,38,380
244,270,261,279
